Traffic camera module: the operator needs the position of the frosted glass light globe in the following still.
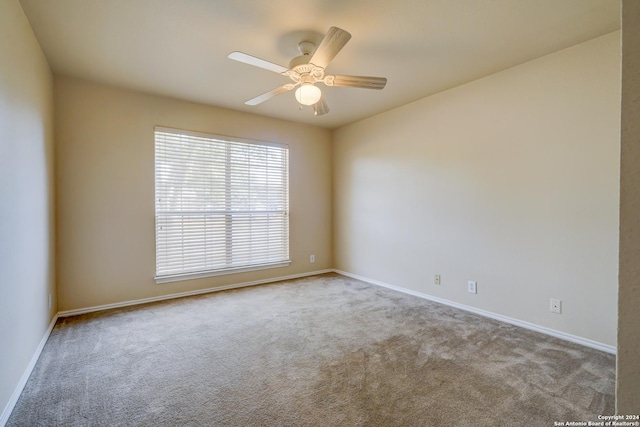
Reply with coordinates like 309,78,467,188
295,84,322,106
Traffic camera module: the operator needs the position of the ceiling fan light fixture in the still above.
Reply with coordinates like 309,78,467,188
229,26,386,116
295,83,322,106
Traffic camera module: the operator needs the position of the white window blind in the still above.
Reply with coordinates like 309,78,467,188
154,127,290,282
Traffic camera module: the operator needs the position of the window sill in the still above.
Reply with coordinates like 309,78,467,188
155,260,292,284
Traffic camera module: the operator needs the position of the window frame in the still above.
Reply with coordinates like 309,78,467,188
154,126,291,284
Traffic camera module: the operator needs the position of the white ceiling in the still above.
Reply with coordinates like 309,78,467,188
19,0,620,129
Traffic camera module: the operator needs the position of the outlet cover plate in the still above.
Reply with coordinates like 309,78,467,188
434,274,441,285
550,298,562,314
467,281,477,294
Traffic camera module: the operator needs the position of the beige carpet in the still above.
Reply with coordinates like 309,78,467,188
8,273,615,426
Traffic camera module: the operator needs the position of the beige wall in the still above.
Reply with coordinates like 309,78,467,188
0,0,56,419
617,0,640,413
333,32,621,347
54,76,332,311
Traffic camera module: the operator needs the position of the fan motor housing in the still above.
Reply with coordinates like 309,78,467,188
288,55,311,69
288,40,318,69
287,59,325,84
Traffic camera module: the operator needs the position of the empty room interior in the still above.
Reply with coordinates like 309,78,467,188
2,0,639,425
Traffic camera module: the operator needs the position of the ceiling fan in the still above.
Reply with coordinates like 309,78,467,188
228,26,387,116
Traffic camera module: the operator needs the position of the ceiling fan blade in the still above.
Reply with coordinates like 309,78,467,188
245,84,296,106
313,97,330,116
228,51,288,74
309,27,352,69
325,75,387,90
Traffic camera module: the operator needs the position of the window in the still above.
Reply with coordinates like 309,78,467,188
154,127,290,283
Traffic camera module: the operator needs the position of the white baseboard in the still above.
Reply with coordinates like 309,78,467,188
0,313,59,427
334,269,616,355
58,269,334,317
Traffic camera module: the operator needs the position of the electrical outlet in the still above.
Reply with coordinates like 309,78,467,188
434,274,441,285
467,281,477,294
310,254,315,263
550,298,562,314
48,293,52,310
